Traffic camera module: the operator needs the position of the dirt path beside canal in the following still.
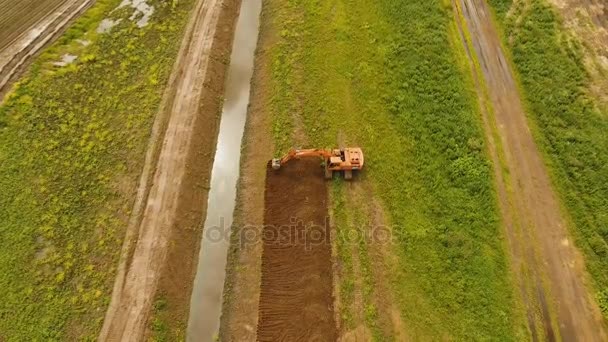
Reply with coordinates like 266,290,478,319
454,0,607,340
98,0,239,339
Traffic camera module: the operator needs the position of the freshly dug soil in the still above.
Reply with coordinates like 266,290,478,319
257,158,337,341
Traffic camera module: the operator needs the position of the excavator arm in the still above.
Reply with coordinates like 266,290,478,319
271,147,364,181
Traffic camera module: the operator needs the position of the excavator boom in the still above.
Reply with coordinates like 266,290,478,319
278,149,332,165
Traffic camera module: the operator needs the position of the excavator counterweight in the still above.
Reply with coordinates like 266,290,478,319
271,147,364,180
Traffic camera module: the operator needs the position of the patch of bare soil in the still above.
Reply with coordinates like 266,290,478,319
454,0,607,340
98,0,236,340
0,0,94,97
257,158,337,341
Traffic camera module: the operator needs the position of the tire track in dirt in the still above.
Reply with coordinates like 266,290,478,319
454,0,607,340
334,182,408,341
257,159,337,342
98,0,228,340
0,0,94,97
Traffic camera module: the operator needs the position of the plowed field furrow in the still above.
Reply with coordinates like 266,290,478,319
257,159,337,342
0,0,67,51
0,0,94,97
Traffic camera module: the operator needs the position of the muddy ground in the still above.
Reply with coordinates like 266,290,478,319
454,0,607,340
0,0,94,96
98,0,240,340
257,159,337,341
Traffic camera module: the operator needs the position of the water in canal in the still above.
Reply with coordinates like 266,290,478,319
187,0,262,340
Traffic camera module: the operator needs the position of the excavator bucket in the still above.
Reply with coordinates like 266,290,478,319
271,158,281,170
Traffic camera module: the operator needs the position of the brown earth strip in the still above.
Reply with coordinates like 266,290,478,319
257,158,337,342
452,1,539,336
454,0,607,340
98,0,237,340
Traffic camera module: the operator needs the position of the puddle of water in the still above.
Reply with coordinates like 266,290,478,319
97,18,122,33
119,0,155,28
97,0,154,34
186,0,263,341
77,39,91,46
53,53,77,66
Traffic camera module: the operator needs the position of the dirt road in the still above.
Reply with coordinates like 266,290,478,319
98,0,233,339
454,0,607,340
0,0,94,96
257,159,337,341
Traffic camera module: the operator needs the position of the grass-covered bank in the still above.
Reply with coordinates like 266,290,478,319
0,0,196,339
487,0,608,317
265,0,526,339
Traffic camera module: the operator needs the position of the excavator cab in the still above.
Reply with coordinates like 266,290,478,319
328,156,343,168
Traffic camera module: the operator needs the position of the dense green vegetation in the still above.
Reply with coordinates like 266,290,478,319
267,0,526,339
487,0,512,20
488,0,608,317
150,297,173,342
0,0,195,339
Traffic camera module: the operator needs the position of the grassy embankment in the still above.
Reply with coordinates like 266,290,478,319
265,0,527,339
0,0,195,339
488,0,608,317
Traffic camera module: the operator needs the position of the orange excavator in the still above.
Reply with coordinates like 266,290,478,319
271,147,364,180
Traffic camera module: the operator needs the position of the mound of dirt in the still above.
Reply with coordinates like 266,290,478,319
257,158,337,341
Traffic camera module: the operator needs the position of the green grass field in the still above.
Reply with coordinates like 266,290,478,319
0,0,195,339
265,0,527,339
488,0,608,318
